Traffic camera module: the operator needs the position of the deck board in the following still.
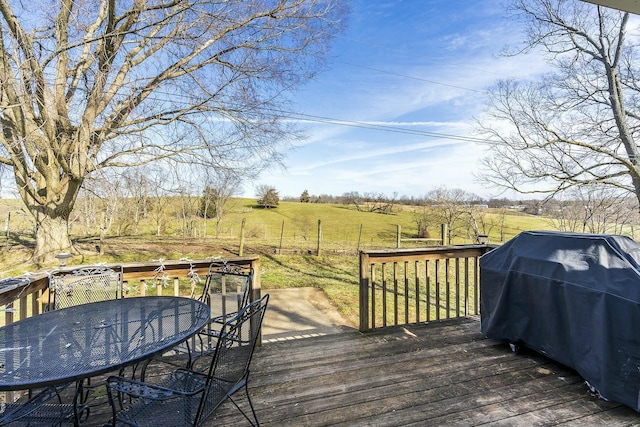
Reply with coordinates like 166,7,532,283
78,317,640,426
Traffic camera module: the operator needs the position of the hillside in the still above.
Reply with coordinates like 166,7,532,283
218,198,553,249
0,197,554,273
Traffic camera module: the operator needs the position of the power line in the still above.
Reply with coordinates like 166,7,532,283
279,110,495,143
22,70,495,144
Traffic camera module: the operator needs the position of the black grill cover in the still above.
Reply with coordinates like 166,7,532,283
480,230,640,411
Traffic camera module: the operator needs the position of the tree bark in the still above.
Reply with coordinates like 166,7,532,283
33,215,73,263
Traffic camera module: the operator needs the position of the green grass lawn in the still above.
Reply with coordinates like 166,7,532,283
259,253,361,325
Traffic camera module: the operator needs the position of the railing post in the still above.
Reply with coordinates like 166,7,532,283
247,257,263,345
359,251,370,332
249,258,261,303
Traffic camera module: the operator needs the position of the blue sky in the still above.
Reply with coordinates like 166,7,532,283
246,0,550,200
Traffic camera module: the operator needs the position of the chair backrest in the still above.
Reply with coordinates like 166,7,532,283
48,265,124,310
195,294,268,424
198,262,253,317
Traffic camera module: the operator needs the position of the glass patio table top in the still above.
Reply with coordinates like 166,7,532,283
0,296,209,390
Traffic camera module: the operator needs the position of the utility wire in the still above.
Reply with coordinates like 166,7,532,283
24,65,495,144
280,110,494,143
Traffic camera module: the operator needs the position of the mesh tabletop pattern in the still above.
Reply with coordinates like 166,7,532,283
0,296,209,391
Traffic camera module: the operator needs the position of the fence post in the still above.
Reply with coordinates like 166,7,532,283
4,212,9,251
278,220,285,255
316,219,322,256
238,218,246,256
441,223,449,245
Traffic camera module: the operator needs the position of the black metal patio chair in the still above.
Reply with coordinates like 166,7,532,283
195,262,254,351
47,265,124,311
106,294,269,427
139,262,254,377
0,383,76,426
197,262,253,316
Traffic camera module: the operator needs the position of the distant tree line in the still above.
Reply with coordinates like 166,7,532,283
12,171,636,250
281,188,543,212
279,185,640,241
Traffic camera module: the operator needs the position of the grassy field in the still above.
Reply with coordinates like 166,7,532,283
190,198,554,250
0,197,554,257
0,197,556,326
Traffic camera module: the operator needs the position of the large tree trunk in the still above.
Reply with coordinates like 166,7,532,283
17,173,82,264
33,215,73,263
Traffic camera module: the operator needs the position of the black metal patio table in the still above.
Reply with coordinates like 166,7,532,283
0,296,210,425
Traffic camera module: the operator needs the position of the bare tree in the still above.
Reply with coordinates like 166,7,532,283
424,187,481,244
71,172,122,236
343,191,396,214
342,191,363,211
466,207,491,242
0,0,345,261
478,1,640,211
121,169,151,236
363,192,397,214
412,205,433,239
550,185,636,234
71,185,99,236
176,184,200,239
147,167,175,237
91,171,126,236
200,170,241,237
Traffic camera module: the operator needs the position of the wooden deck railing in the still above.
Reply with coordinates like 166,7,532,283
0,255,261,327
2,246,492,333
359,245,494,332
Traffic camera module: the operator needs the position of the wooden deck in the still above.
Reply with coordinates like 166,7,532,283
77,317,640,426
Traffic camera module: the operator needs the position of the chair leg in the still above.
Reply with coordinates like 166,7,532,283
227,380,260,427
243,380,260,427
